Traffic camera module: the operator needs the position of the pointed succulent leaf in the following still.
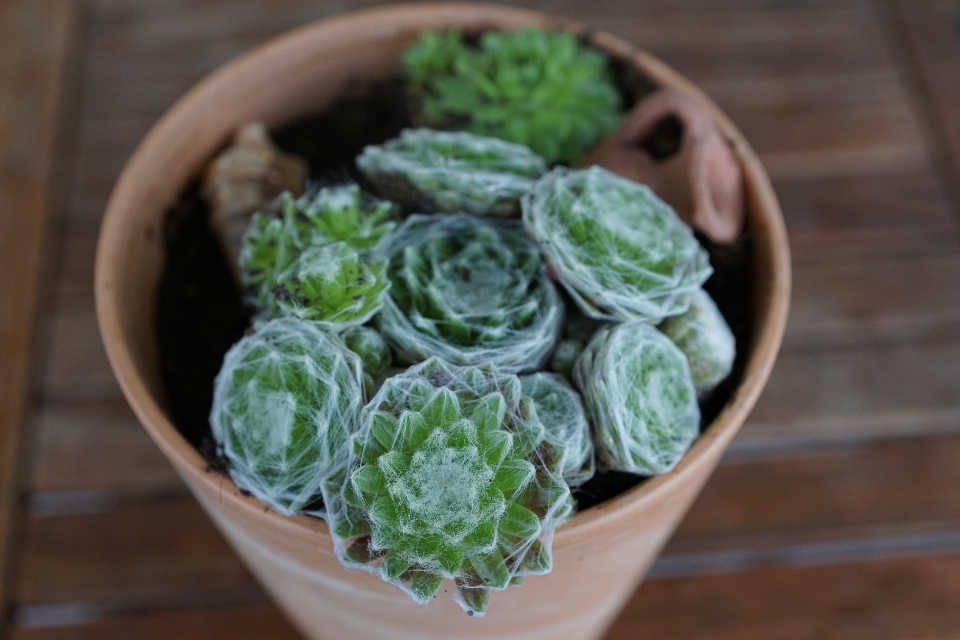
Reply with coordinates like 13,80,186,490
411,572,445,602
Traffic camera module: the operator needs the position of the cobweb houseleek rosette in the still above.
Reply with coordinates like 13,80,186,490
375,214,563,373
520,372,594,486
404,29,624,164
356,128,547,217
325,357,572,616
272,242,390,330
210,318,365,516
522,166,713,323
573,322,700,475
239,182,397,325
658,288,736,399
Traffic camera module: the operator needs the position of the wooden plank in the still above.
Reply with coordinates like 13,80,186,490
786,254,960,349
776,171,958,263
9,602,301,640
606,552,960,639
0,0,84,618
14,495,259,608
892,0,960,199
678,434,960,544
27,398,181,494
740,341,960,450
39,305,121,402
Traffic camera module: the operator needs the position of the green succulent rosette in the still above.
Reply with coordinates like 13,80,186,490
273,242,390,329
239,183,397,325
573,322,700,475
520,372,594,486
658,288,736,399
325,357,572,616
375,214,563,373
210,318,365,516
404,29,623,164
341,326,392,379
356,128,547,217
522,166,713,323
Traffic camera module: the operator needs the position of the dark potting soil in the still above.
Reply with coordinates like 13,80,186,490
156,77,754,512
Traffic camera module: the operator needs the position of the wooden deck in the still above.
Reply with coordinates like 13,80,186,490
3,0,960,637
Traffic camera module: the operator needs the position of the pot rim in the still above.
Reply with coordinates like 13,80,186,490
95,2,790,547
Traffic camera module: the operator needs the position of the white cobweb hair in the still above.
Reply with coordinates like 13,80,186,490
209,317,365,516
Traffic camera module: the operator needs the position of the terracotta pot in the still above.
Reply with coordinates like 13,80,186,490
95,4,790,640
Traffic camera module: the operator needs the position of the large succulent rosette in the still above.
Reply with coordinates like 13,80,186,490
325,358,572,616
573,322,700,475
356,128,547,217
239,183,396,328
522,166,713,323
658,288,736,399
210,318,366,516
375,214,564,373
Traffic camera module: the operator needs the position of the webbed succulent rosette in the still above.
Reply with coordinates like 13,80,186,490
658,288,736,399
325,358,572,616
239,182,397,327
522,166,713,323
376,214,564,373
210,318,366,516
356,128,547,217
520,373,595,486
341,325,392,379
574,322,700,475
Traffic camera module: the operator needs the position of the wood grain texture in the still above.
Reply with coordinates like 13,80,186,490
8,0,960,637
0,0,83,620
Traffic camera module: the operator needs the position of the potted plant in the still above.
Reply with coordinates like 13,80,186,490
95,4,790,640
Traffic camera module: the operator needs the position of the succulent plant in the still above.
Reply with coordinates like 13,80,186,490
356,128,547,217
549,339,583,377
404,29,624,164
341,325,392,379
658,288,736,399
523,166,713,323
573,322,699,475
273,242,390,329
326,357,572,616
239,183,397,323
375,214,563,373
210,318,366,516
520,372,594,486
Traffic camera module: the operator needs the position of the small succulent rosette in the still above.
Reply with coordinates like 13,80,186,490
574,322,700,475
520,372,595,486
522,166,713,323
325,357,573,616
404,29,624,164
272,242,390,328
239,182,397,327
356,128,547,217
375,214,564,373
341,325,392,379
209,318,366,516
658,288,736,399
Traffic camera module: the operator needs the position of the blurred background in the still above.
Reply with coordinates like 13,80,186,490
2,0,960,637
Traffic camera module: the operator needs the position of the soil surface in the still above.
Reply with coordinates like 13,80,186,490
156,76,753,511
